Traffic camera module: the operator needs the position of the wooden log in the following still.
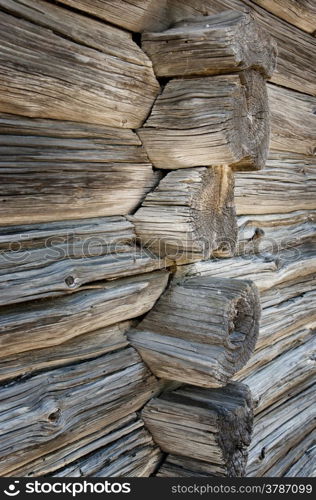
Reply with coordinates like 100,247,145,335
54,415,162,477
132,166,237,262
268,84,316,157
142,10,277,79
129,276,260,387
250,0,316,34
246,382,315,477
0,0,159,127
142,382,253,477
0,114,160,225
139,70,269,170
0,270,169,360
0,217,167,306
157,455,225,477
283,434,316,478
0,347,159,476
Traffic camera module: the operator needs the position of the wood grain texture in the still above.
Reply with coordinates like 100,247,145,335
129,276,260,387
139,70,269,170
0,348,159,476
54,415,162,477
250,0,316,34
0,271,169,361
133,166,237,262
0,0,159,126
0,114,159,224
142,10,277,78
142,383,253,477
157,454,225,477
283,434,316,477
0,217,167,306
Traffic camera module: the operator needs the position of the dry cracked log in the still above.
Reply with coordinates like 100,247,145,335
0,114,159,224
0,217,167,306
0,347,159,476
0,0,159,127
250,0,316,34
142,10,277,79
129,276,260,387
142,382,253,477
138,70,269,170
157,454,225,477
283,434,316,478
132,166,237,262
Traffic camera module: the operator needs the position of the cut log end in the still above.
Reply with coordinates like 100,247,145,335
133,166,237,263
142,382,254,477
129,277,261,388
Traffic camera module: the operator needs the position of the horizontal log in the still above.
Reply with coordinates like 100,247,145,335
139,70,269,170
0,270,169,360
133,166,237,262
235,155,316,215
0,114,159,224
0,347,159,476
246,382,315,476
268,84,316,157
142,382,253,477
129,277,260,387
142,10,277,78
250,0,316,34
0,0,159,126
157,455,225,477
54,416,162,477
283,433,316,478
0,217,166,306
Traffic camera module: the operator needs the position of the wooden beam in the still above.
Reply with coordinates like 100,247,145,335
157,454,224,477
0,217,167,306
142,382,253,477
0,0,159,126
139,70,269,170
283,433,316,478
129,276,260,387
142,10,277,78
250,0,316,34
133,166,237,262
0,114,159,224
0,348,159,476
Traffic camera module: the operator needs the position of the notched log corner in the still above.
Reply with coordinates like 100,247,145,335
143,382,254,477
142,10,277,79
138,70,269,171
132,166,237,263
129,276,261,387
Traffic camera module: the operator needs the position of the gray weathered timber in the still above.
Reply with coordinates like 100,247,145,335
250,0,316,33
283,434,316,477
246,382,315,477
142,383,253,477
0,114,159,224
139,70,269,170
0,271,169,360
129,276,260,387
132,167,237,262
0,0,159,126
142,10,277,78
0,217,167,305
268,84,316,156
157,455,224,477
54,415,162,477
0,348,159,476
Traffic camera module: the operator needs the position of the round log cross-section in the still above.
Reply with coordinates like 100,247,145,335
128,277,261,388
132,166,237,263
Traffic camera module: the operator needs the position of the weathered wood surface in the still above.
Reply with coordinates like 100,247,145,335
0,0,159,126
0,271,169,361
0,114,159,224
246,382,315,477
157,454,225,477
133,167,237,262
142,383,253,477
142,10,277,78
0,320,131,383
250,0,316,33
0,217,167,306
283,434,316,478
0,347,159,476
268,84,316,157
129,277,260,387
234,155,316,215
139,70,269,170
55,415,162,477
